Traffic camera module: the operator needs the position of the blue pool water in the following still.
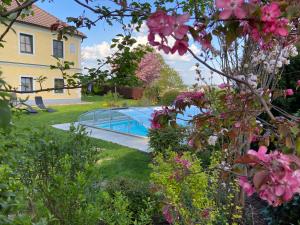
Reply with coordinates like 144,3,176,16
79,106,202,138
96,120,148,137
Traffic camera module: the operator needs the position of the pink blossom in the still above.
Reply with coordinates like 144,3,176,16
297,80,300,87
136,53,162,86
218,83,230,89
150,107,173,129
261,3,281,22
263,19,289,37
238,146,300,206
175,91,205,109
196,35,212,50
147,11,175,36
248,146,269,162
173,13,190,39
215,0,247,19
171,40,189,55
285,89,294,96
239,176,255,196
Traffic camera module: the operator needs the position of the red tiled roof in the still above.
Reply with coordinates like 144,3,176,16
8,1,86,38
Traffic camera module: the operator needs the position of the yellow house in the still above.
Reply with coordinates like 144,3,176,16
0,2,85,104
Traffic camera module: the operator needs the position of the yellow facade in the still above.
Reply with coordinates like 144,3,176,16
0,22,83,103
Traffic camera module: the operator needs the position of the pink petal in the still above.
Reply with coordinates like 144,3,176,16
275,185,285,196
234,7,247,19
277,28,288,36
219,9,232,19
176,13,190,24
174,25,189,39
258,146,267,155
215,0,229,8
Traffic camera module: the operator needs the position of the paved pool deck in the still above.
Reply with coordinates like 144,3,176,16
52,122,150,153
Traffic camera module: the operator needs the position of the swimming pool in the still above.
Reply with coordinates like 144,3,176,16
96,119,148,137
78,106,201,138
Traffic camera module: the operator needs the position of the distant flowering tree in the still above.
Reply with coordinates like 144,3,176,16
136,52,162,86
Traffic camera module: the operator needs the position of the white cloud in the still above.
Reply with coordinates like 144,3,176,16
82,41,112,61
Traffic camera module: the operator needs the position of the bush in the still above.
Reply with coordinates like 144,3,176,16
19,125,101,224
148,126,190,155
103,178,155,219
143,85,160,104
160,89,180,106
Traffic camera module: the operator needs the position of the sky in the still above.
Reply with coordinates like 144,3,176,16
36,0,224,86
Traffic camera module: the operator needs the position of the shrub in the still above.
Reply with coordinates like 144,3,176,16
143,85,160,104
150,151,219,224
103,178,156,220
160,89,180,106
148,126,190,155
19,125,101,224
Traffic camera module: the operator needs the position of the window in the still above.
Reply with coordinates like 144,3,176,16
53,40,64,58
70,43,76,54
20,33,33,54
21,77,33,92
54,78,64,93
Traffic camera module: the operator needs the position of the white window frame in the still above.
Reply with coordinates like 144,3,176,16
19,75,35,92
53,78,64,94
52,39,65,59
18,32,35,55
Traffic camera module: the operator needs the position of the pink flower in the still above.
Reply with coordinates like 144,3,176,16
263,18,289,37
239,176,255,196
162,205,174,224
171,40,189,55
237,146,300,206
297,80,300,87
261,3,281,22
215,0,246,19
147,11,175,36
248,146,269,162
218,83,230,89
173,13,190,39
285,89,294,96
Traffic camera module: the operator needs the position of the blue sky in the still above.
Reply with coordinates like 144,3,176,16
36,0,223,85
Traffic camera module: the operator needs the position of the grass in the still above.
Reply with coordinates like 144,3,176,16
14,95,151,182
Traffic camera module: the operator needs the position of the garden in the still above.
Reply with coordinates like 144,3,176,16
1,0,300,225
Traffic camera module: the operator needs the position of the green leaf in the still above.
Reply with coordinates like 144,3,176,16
0,100,11,129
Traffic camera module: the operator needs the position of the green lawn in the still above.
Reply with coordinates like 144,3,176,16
14,95,151,182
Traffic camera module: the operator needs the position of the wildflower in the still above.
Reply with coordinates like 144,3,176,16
215,0,246,20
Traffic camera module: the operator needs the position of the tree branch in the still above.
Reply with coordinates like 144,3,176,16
187,48,276,120
0,0,38,17
0,10,22,42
